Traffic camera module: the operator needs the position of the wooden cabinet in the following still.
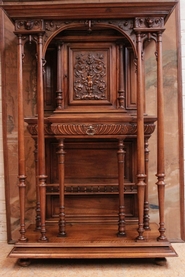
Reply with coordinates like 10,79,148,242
1,0,178,263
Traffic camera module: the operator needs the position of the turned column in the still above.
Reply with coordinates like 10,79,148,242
17,34,27,242
156,31,166,241
136,32,146,240
117,139,126,236
118,44,126,110
56,43,63,110
144,138,150,230
33,139,41,230
37,33,48,241
57,139,66,236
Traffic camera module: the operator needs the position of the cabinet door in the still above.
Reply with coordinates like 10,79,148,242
63,42,117,111
44,39,138,113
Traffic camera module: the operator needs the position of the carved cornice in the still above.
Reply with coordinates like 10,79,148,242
26,121,156,137
12,17,167,57
14,17,165,36
13,17,166,56
1,2,177,24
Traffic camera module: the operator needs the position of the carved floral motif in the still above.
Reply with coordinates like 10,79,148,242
74,53,107,100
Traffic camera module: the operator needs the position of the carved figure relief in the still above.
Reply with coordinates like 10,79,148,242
134,17,164,29
73,52,107,100
15,19,44,32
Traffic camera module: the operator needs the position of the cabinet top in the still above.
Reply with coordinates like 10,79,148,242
0,1,178,22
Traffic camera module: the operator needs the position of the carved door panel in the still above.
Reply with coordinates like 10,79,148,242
64,42,117,110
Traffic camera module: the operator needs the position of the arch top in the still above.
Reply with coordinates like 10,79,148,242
42,19,137,56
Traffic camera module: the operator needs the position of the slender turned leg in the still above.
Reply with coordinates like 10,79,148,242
156,32,166,241
117,139,126,236
156,176,166,240
37,34,48,242
144,138,150,230
17,34,27,242
57,139,66,237
34,139,41,230
137,174,146,240
136,32,146,240
18,176,27,241
118,44,126,110
56,43,63,110
38,176,48,241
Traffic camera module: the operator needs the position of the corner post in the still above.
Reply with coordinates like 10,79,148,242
136,32,146,240
37,33,48,242
17,34,27,242
156,31,166,241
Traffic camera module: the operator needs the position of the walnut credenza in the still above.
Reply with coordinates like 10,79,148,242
1,0,178,264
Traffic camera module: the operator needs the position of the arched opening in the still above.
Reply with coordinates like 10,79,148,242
40,25,140,227
43,24,137,114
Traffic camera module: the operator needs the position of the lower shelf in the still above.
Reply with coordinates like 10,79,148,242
8,223,177,259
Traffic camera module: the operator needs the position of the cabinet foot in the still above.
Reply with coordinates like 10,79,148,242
17,258,31,267
155,257,167,266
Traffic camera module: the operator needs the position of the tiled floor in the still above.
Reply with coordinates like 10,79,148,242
0,242,185,277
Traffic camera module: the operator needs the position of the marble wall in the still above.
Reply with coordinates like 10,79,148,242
180,0,185,227
0,9,7,242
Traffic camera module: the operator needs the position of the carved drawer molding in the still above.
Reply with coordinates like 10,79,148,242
26,120,156,137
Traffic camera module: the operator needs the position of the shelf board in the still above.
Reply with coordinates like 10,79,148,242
8,222,177,259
